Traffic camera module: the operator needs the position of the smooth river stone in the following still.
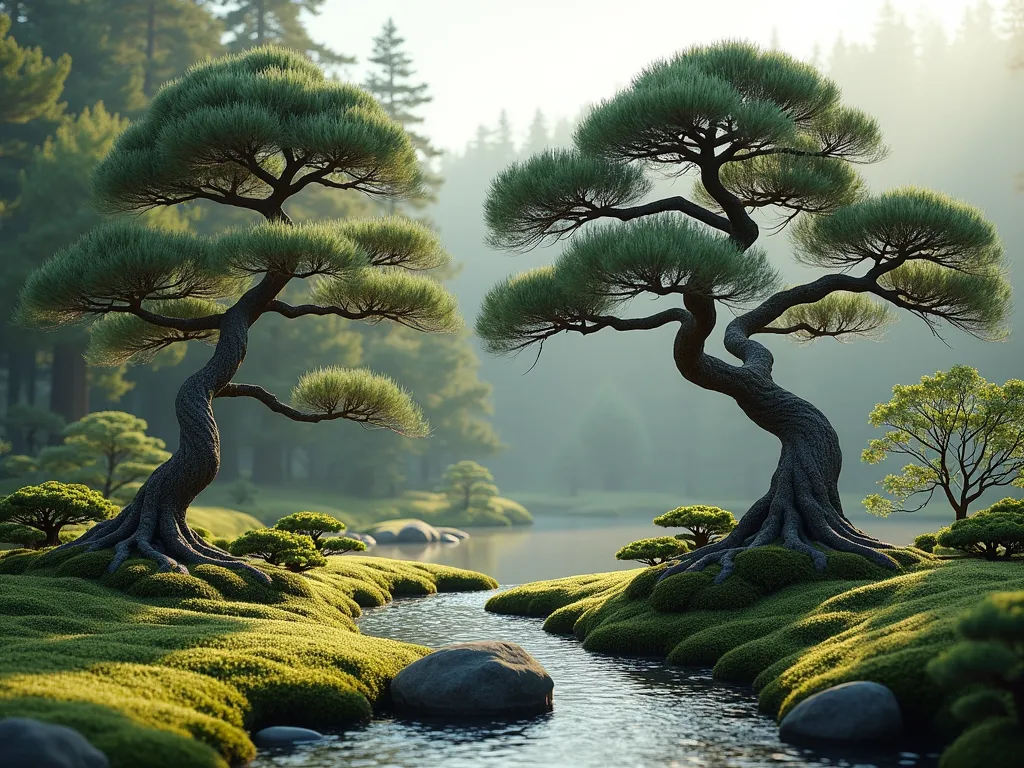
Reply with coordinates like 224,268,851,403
390,640,554,717
251,726,324,747
0,717,110,768
779,681,903,744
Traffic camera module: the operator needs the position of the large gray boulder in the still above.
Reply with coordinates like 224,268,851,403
397,520,441,543
779,681,903,744
391,640,554,717
0,718,109,768
251,726,324,747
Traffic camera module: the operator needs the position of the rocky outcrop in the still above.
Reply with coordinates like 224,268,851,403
779,681,903,744
390,640,553,717
0,717,110,768
371,520,472,545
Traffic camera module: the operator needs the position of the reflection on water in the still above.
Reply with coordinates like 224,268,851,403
364,513,928,585
253,591,940,768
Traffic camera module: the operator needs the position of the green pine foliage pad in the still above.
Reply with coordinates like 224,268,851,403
0,551,497,768
486,551,1023,742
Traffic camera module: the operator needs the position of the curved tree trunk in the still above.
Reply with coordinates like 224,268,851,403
62,270,290,582
662,298,896,582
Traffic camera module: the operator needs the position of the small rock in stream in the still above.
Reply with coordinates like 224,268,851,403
251,726,324,747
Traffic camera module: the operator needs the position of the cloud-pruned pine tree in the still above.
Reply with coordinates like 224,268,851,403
15,47,461,580
476,41,1011,580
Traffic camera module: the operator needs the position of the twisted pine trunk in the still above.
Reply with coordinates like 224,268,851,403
661,298,896,582
63,267,289,580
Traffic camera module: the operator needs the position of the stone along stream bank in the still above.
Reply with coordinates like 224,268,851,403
252,589,940,768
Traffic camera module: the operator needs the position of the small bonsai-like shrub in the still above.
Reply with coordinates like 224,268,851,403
438,460,503,524
653,505,736,548
322,537,367,555
733,545,817,593
0,522,45,549
274,511,346,548
0,481,118,547
937,510,1024,560
913,532,939,553
986,498,1024,515
928,591,1024,764
228,529,326,572
615,536,689,567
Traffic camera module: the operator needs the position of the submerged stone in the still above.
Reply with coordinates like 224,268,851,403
251,726,324,747
390,640,554,717
0,717,110,768
779,681,903,744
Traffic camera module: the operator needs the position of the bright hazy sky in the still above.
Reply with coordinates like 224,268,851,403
313,0,1006,152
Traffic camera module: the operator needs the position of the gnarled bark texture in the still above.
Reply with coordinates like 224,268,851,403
661,294,895,582
62,272,289,582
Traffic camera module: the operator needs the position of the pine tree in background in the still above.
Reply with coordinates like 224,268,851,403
216,0,352,68
0,13,68,128
364,17,441,209
15,48,462,576
524,109,549,156
108,0,224,97
0,1,147,115
477,40,1011,579
6,104,184,424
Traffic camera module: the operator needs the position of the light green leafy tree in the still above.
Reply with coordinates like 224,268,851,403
439,460,499,518
14,47,461,580
0,481,118,547
475,40,1010,580
44,411,170,500
615,536,689,567
863,366,1024,521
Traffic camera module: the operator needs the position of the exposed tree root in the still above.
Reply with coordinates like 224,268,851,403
660,437,896,583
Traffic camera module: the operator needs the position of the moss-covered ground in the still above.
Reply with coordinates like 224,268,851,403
486,547,1022,746
0,547,497,768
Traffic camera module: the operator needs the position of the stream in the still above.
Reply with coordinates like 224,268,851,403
253,587,941,768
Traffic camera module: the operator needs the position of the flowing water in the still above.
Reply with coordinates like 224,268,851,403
253,516,941,768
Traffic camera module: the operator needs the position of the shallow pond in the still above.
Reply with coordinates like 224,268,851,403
253,588,940,768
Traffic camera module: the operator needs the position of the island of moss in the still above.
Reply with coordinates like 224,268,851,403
0,547,497,768
486,546,1023,767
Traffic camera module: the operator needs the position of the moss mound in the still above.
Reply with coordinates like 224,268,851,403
0,550,496,768
734,546,817,593
486,555,1021,750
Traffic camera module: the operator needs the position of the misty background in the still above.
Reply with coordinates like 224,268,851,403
1,0,1021,520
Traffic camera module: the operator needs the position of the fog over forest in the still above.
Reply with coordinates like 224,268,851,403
1,0,1021,520
431,3,1024,506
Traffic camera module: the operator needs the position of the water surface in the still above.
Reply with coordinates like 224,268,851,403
253,589,939,768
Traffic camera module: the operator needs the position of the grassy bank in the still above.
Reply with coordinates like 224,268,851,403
487,551,1022,748
194,484,532,531
0,548,497,768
